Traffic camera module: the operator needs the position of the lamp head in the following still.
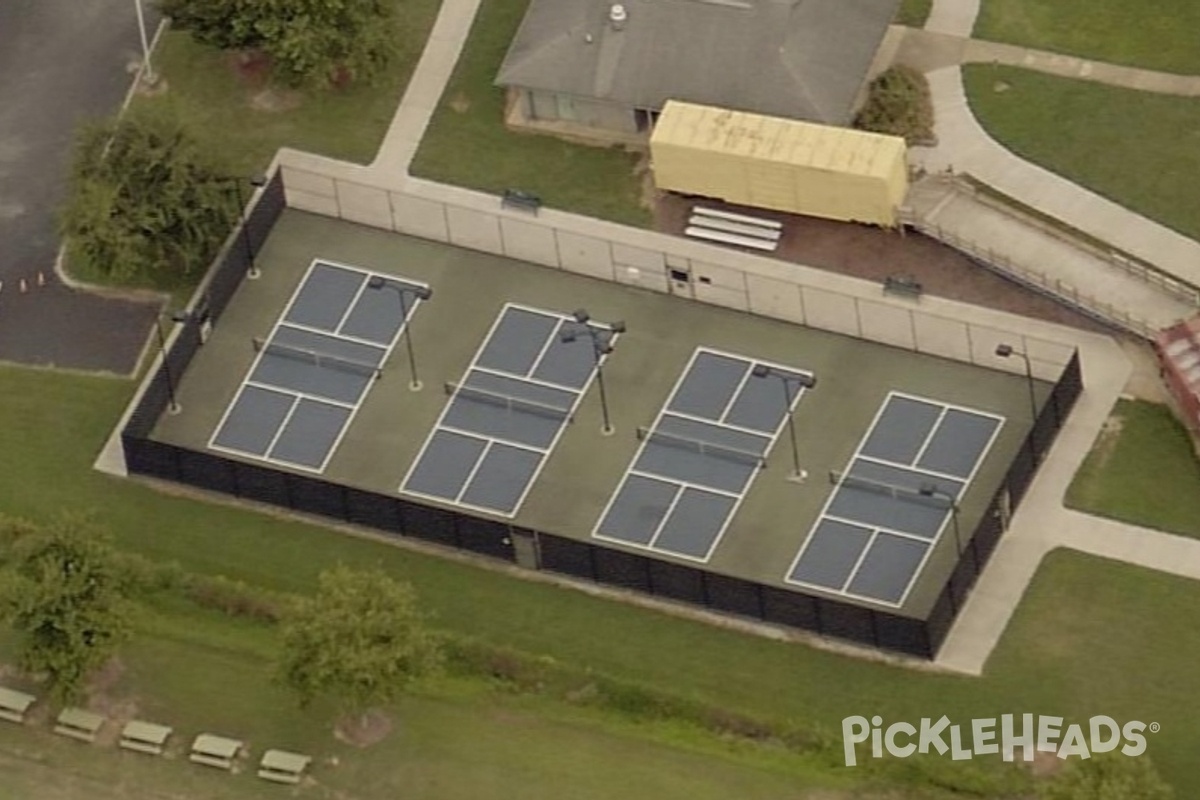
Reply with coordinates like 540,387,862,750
367,275,386,290
751,364,771,379
572,308,591,324
995,343,1014,358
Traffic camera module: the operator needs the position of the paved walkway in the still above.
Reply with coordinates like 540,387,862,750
904,177,1196,334
891,18,1200,297
100,0,1199,675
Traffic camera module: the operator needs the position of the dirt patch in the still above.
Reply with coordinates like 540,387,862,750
231,50,272,88
84,658,140,746
449,92,471,114
653,193,1117,335
1089,413,1126,473
333,709,393,748
249,88,304,113
1029,749,1066,778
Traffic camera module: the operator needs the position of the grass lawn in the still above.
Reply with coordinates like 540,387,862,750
0,599,856,800
963,64,1200,243
1067,399,1200,537
896,0,932,28
974,0,1200,74
62,0,440,294
134,1,442,174
409,0,650,227
4,364,1200,791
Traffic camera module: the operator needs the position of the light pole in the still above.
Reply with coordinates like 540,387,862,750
995,343,1038,423
751,365,815,482
216,175,268,279
133,0,157,86
368,277,432,390
919,483,962,557
561,309,625,435
153,314,181,415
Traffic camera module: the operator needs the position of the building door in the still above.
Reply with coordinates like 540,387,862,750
511,529,539,570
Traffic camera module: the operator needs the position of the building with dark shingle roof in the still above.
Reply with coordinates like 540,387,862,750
496,0,900,137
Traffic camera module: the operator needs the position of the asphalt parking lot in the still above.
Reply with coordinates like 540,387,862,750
0,0,159,371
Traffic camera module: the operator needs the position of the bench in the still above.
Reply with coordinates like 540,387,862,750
0,687,36,724
691,206,783,230
501,188,541,214
189,733,243,770
684,226,778,252
257,749,313,785
120,720,173,755
54,707,104,743
882,275,923,299
686,215,782,241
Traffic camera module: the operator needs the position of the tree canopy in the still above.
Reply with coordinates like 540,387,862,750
853,65,936,146
60,109,236,285
158,0,399,86
277,565,442,719
0,518,136,703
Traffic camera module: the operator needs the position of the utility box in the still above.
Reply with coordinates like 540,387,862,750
650,101,909,227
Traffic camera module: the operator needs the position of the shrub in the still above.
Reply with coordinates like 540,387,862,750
854,65,936,146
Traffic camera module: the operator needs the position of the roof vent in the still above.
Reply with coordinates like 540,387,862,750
609,3,628,30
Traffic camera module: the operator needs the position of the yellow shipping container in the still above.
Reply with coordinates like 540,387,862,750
650,101,909,227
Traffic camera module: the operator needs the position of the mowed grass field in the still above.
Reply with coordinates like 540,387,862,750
1067,399,1200,538
0,601,835,800
5,364,1200,791
410,0,650,227
974,0,1200,74
963,65,1200,244
129,0,442,175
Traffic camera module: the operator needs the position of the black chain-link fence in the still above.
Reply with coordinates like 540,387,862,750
120,181,1084,658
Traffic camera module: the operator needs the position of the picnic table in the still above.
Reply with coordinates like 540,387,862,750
258,749,313,784
189,733,244,770
120,720,173,755
54,707,104,742
0,687,36,724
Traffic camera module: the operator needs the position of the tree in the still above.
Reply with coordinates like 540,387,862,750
277,566,442,725
60,108,236,284
853,65,936,146
1039,753,1174,800
158,0,399,86
0,518,135,704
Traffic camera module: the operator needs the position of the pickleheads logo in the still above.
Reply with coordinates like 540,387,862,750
841,715,1157,766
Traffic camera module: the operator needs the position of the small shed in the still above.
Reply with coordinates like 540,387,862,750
650,101,909,227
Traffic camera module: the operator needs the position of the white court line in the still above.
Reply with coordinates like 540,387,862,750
910,406,948,469
645,483,687,549
468,365,582,397
591,345,810,564
524,318,563,380
207,258,421,474
627,469,743,500
823,515,939,545
785,390,1006,608
660,409,774,443
244,381,357,410
715,359,754,423
453,439,495,504
275,320,392,352
399,302,607,519
852,454,969,496
438,423,549,456
332,271,370,334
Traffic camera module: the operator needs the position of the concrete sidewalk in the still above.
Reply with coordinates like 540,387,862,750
254,0,1200,676
897,27,1200,97
910,65,1200,293
904,177,1195,333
